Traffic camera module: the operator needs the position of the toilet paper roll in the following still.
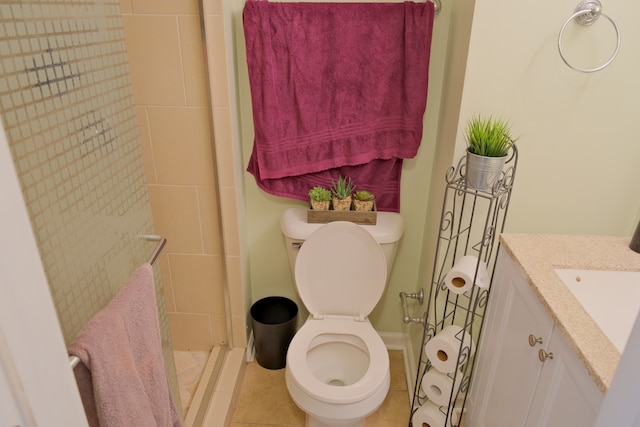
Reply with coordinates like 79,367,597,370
450,406,464,426
421,369,463,407
449,394,467,426
412,401,446,427
444,255,489,294
425,325,476,373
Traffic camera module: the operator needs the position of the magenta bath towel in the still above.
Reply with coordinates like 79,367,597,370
69,264,182,427
243,0,434,211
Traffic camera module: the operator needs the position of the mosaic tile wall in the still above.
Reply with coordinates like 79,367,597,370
0,0,180,413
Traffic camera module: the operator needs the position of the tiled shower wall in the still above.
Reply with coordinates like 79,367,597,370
119,0,229,351
0,0,180,412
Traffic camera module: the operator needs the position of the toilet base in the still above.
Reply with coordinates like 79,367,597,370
306,413,363,427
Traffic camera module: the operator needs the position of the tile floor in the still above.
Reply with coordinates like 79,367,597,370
174,350,211,414
230,350,411,426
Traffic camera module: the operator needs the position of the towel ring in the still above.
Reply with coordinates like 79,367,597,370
558,0,620,73
429,0,441,16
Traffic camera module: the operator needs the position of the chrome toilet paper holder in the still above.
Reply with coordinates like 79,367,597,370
399,288,425,324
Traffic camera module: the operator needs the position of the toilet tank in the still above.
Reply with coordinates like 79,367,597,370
280,207,404,281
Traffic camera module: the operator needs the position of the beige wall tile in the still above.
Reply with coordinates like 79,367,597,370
147,107,215,185
198,186,222,255
212,107,234,188
178,15,209,107
159,253,176,312
211,313,229,346
148,185,203,254
135,106,157,184
119,0,243,354
204,15,230,108
168,312,213,351
121,15,186,106
119,0,133,14
169,254,225,315
131,0,199,15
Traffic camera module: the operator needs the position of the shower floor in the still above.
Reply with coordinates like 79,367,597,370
174,346,232,427
174,350,210,414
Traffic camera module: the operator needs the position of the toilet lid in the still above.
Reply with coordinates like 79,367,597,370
295,221,387,318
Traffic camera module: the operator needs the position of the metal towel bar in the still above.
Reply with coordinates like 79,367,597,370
141,234,167,266
68,234,167,369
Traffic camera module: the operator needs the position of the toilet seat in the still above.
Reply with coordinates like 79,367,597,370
286,317,389,405
294,221,387,319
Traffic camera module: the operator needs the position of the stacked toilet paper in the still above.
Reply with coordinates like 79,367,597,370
416,325,475,427
413,256,484,426
425,325,476,373
443,255,489,294
421,368,463,406
412,401,465,427
412,401,446,427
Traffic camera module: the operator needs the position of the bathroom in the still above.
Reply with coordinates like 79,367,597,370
1,0,640,426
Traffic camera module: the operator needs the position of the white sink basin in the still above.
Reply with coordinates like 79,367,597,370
554,269,640,352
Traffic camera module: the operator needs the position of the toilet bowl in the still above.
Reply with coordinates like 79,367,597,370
285,318,390,427
280,209,404,427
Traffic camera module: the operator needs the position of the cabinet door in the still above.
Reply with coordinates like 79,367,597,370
469,250,554,427
525,328,603,427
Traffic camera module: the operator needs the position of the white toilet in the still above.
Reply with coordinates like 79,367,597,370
280,207,404,427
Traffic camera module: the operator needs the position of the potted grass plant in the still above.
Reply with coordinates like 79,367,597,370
330,176,355,211
464,115,518,191
353,190,375,212
308,186,331,211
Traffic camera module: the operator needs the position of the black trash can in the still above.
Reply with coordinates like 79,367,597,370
251,296,298,370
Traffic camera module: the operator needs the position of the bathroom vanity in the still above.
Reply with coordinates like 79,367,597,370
468,248,602,426
468,234,640,427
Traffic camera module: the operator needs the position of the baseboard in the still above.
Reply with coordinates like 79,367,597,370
379,330,408,350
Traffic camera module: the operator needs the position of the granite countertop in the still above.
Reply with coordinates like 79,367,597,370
499,234,640,393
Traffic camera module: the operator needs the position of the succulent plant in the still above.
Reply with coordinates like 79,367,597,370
353,190,374,201
330,176,355,200
308,186,331,202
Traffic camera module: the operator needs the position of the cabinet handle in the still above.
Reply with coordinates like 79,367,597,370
528,334,543,347
538,349,554,362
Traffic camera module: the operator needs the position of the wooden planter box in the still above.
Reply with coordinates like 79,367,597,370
307,203,377,225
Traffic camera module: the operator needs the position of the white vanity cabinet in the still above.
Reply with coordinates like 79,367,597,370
468,249,603,427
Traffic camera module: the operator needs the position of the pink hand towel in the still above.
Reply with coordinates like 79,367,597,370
243,0,434,211
69,264,182,427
